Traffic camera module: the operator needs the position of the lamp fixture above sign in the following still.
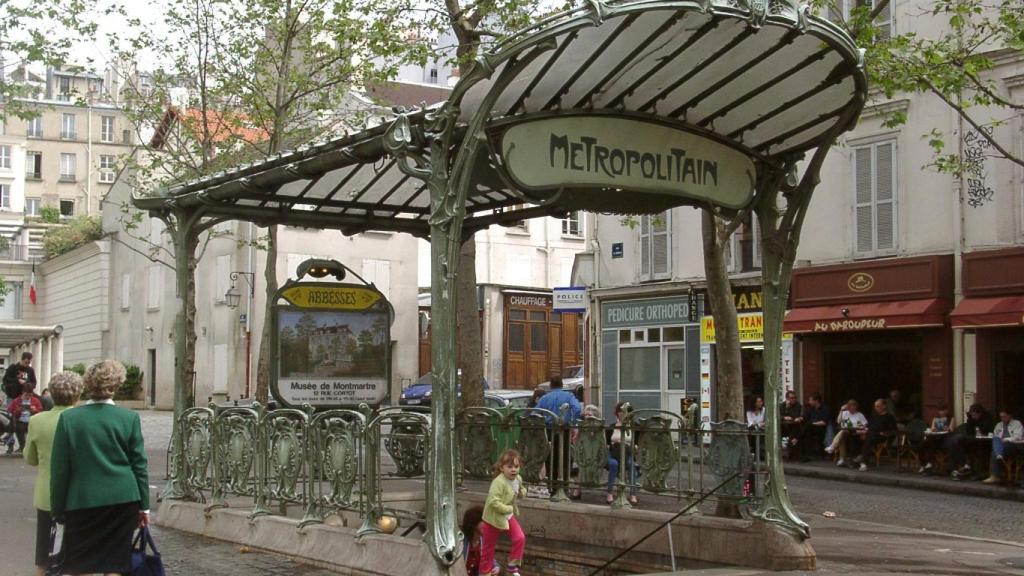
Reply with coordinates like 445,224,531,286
495,115,757,211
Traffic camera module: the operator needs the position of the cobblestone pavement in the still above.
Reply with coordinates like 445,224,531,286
32,410,1013,576
152,524,340,575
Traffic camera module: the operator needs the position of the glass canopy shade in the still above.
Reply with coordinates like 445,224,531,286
135,0,866,236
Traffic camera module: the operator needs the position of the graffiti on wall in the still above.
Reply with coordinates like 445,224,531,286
963,129,996,208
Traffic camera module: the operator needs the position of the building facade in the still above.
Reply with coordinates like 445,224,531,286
580,3,1024,423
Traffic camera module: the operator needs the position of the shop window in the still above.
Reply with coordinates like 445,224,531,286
854,140,897,254
663,326,685,342
633,330,645,342
620,347,660,390
530,324,547,351
508,324,525,352
647,328,661,343
529,311,546,322
509,309,526,321
640,211,671,281
619,330,630,344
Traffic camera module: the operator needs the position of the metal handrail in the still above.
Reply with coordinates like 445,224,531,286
586,472,741,576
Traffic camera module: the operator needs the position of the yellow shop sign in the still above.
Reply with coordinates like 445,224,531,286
281,285,381,310
700,313,792,344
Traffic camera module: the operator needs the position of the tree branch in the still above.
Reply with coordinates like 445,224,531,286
922,77,1024,169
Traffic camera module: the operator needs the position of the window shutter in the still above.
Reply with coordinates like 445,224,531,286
120,274,131,310
875,142,895,250
855,147,874,253
639,216,651,279
651,212,670,279
147,266,162,309
361,259,391,300
873,0,893,40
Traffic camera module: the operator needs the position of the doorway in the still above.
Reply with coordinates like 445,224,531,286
824,347,921,417
664,346,687,413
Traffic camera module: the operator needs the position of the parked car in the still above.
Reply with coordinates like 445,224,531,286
399,371,489,406
536,365,585,401
484,390,535,410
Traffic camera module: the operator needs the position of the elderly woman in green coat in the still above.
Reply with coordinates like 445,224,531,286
25,371,83,576
50,360,150,576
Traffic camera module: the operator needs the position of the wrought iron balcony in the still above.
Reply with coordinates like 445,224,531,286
0,243,32,261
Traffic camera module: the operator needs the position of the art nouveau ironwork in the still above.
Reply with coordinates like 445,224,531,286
140,0,867,565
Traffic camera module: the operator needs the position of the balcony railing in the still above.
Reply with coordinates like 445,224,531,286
60,131,77,140
25,172,42,180
0,243,32,261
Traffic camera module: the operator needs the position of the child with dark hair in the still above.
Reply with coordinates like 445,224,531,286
461,505,498,576
480,449,528,575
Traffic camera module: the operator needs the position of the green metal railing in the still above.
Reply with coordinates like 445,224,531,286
166,403,768,534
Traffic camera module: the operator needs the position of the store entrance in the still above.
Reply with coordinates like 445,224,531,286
995,350,1024,417
741,347,765,402
824,346,922,419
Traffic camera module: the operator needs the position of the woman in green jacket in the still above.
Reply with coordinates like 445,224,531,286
50,360,150,576
25,371,83,576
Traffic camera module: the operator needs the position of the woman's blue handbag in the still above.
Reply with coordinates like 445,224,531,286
131,526,165,576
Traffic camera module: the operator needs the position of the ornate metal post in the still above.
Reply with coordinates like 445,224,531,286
754,164,808,536
385,43,556,566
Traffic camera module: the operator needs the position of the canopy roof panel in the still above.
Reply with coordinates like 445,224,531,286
134,0,866,236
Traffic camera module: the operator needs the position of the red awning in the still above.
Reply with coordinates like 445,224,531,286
784,299,949,334
950,296,1024,329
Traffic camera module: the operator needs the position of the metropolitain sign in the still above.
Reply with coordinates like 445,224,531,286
499,115,756,210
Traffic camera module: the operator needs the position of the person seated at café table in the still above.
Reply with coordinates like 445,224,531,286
780,391,804,448
950,403,995,479
886,388,914,424
797,394,830,462
982,410,1024,484
856,399,898,472
825,399,868,467
918,405,955,474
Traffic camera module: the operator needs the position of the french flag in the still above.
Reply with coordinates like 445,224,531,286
29,265,36,305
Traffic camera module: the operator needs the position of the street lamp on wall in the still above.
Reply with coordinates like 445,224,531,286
226,271,255,309
226,270,256,399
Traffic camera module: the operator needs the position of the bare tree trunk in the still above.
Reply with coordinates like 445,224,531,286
458,236,483,409
702,209,744,519
453,29,484,409
255,225,278,404
701,210,744,422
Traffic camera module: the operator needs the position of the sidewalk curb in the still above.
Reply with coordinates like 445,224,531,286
783,463,1024,502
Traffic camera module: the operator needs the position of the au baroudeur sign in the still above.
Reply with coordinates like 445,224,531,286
500,116,755,209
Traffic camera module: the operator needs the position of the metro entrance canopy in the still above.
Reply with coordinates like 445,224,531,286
136,0,866,567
